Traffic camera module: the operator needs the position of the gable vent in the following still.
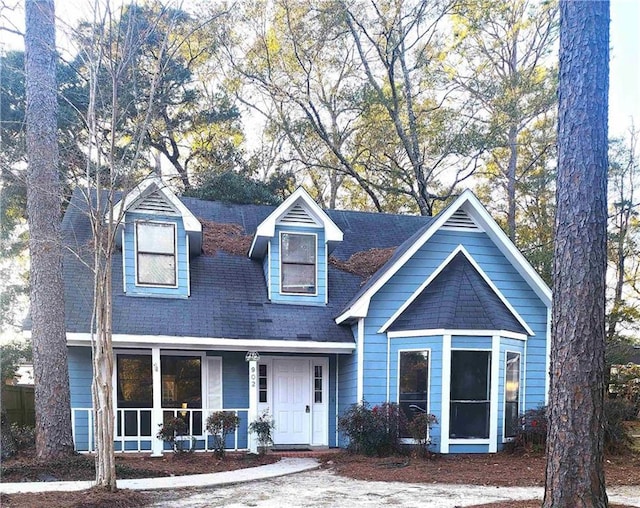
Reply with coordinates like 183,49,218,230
442,209,480,231
278,203,318,226
131,190,178,214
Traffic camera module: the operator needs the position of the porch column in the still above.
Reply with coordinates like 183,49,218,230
246,351,260,454
151,347,163,457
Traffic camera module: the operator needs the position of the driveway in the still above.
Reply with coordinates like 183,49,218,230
151,469,640,508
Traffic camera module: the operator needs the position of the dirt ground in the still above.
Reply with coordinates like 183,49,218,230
1,450,639,507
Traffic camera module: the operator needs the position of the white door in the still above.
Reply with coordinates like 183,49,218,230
272,358,311,445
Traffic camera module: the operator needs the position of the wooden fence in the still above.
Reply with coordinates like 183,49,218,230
1,385,35,427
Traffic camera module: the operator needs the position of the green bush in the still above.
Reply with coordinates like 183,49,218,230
10,424,35,451
508,402,634,455
604,399,635,454
338,402,407,457
206,411,240,458
157,417,193,454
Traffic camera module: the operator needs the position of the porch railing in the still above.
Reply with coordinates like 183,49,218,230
71,407,250,453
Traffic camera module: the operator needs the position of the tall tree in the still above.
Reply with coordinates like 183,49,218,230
544,1,609,506
606,129,640,364
24,0,75,460
450,0,558,240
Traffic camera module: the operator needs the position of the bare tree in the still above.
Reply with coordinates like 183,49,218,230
544,1,609,506
25,0,75,460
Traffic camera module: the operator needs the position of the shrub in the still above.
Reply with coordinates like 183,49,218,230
157,417,193,454
509,406,548,453
206,411,240,458
604,399,635,454
338,402,407,457
406,412,438,457
248,410,275,454
10,424,35,451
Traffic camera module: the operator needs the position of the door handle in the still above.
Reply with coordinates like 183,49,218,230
305,405,310,413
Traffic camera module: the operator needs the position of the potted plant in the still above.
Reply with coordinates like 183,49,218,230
248,410,275,455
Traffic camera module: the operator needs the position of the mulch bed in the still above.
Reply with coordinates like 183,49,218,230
2,450,639,508
322,450,640,487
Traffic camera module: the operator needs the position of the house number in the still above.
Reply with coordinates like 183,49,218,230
250,366,256,388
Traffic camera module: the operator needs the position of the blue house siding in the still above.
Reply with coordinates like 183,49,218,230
353,229,547,453
123,212,189,298
68,346,93,451
269,225,326,305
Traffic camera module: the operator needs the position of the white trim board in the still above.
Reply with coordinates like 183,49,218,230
379,245,534,336
386,329,528,341
59,332,355,354
335,190,551,324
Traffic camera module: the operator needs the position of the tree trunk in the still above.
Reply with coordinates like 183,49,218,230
543,1,609,507
506,124,518,241
92,250,117,490
25,0,75,461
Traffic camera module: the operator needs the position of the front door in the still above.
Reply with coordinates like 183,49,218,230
272,358,311,445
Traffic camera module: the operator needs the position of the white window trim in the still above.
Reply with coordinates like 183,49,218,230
278,231,318,296
448,346,494,444
397,348,431,444
502,350,522,443
134,220,179,289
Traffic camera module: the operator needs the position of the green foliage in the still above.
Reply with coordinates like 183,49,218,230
609,363,640,413
0,341,33,382
186,170,290,205
205,411,240,458
604,399,636,454
157,417,193,454
248,410,275,454
10,424,36,451
338,402,407,457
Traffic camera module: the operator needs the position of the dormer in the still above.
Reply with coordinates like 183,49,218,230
249,187,343,305
111,176,202,299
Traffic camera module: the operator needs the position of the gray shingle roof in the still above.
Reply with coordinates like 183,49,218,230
54,189,429,343
388,252,527,334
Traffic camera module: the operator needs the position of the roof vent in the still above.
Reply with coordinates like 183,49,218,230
278,203,318,226
131,190,178,215
442,209,481,231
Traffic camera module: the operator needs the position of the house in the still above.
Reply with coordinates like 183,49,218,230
26,176,551,455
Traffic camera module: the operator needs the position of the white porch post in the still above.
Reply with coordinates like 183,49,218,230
151,347,163,457
246,351,260,454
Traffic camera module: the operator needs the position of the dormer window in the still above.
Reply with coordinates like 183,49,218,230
136,221,177,286
280,232,316,295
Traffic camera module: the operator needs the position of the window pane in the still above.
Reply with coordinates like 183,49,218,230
282,234,315,263
282,264,315,293
504,352,520,438
450,351,491,401
161,356,202,409
117,355,152,408
505,352,520,402
399,351,429,437
450,401,490,438
137,222,175,254
138,253,176,285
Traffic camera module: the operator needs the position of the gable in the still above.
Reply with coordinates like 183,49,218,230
130,190,179,215
249,187,342,259
335,189,551,324
387,251,527,334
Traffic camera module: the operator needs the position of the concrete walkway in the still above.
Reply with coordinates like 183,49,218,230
0,457,320,494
